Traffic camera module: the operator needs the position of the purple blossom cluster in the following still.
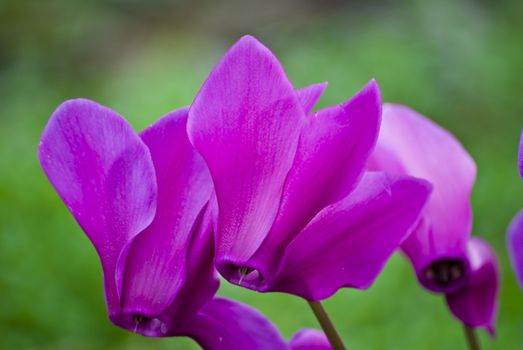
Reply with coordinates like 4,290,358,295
38,35,517,350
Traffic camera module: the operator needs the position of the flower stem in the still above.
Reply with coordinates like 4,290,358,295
307,301,346,350
463,326,480,350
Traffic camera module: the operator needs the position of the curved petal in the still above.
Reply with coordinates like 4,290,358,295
188,36,306,274
181,297,288,350
113,205,218,337
241,81,382,291
445,238,499,335
519,129,523,178
162,204,220,331
507,209,523,289
289,80,381,210
272,172,432,300
289,329,332,350
297,82,328,114
370,104,476,293
112,109,216,335
38,99,157,314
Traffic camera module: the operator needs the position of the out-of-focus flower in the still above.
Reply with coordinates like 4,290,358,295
446,238,499,335
507,132,522,291
185,299,334,350
183,297,290,349
518,130,523,177
508,209,523,290
370,104,476,293
288,329,332,350
188,35,432,300
370,104,499,333
37,99,291,349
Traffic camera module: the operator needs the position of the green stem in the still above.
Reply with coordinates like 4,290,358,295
463,326,480,350
307,301,346,350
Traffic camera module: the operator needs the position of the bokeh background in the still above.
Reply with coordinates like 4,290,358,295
1,0,522,349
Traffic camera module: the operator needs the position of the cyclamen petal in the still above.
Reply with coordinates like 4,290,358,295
188,35,307,265
445,238,499,335
296,82,328,114
370,104,476,293
507,209,523,289
183,298,333,350
273,172,431,300
278,82,381,232
289,329,332,350
182,297,288,350
244,81,382,288
519,129,523,178
38,99,157,314
113,109,217,335
189,35,429,299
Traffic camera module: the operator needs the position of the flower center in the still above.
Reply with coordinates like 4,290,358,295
238,266,256,285
424,259,465,288
132,314,151,333
218,262,270,291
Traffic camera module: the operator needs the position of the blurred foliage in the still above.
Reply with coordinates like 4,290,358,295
0,0,522,349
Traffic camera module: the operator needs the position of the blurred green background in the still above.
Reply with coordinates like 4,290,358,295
1,0,522,349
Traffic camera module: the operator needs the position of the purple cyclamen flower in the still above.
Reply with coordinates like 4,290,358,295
38,99,292,349
186,301,332,350
289,329,332,350
446,238,499,335
508,132,523,290
519,129,523,178
370,104,476,293
187,35,432,300
508,209,523,289
369,104,499,333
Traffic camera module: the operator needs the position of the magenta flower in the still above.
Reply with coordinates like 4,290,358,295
508,210,523,289
289,329,331,350
370,104,499,332
37,99,294,349
370,104,476,293
446,238,499,335
519,129,523,178
186,299,331,350
187,35,432,300
508,132,523,290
